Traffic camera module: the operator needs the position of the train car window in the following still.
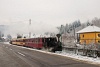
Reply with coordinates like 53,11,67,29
36,39,38,43
38,38,40,42
23,40,24,42
37,38,39,42
98,34,100,37
34,39,36,43
34,39,35,43
36,39,37,42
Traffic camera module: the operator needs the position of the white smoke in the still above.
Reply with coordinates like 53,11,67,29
4,21,58,38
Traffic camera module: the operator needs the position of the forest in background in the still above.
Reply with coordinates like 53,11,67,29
57,17,100,36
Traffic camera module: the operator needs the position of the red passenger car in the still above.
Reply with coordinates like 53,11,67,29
25,38,43,49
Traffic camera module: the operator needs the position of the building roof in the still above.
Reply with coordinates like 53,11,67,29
76,25,100,33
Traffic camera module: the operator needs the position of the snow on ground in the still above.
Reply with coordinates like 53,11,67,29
56,51,100,65
3,42,100,65
3,42,10,44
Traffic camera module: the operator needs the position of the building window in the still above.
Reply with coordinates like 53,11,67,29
83,35,84,38
98,34,100,37
98,40,100,43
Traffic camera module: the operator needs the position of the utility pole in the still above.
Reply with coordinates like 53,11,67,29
73,25,77,54
29,19,31,38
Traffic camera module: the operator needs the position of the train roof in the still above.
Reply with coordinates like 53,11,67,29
76,25,100,34
11,38,26,40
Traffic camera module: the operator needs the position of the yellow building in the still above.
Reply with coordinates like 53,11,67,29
76,25,100,45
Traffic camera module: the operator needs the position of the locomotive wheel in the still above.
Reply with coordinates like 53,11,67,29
83,50,87,56
93,53,97,58
93,51,98,58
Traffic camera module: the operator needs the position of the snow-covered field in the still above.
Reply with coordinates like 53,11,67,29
56,51,100,65
3,42,100,65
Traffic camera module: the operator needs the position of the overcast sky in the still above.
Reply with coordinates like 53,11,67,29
0,0,100,36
